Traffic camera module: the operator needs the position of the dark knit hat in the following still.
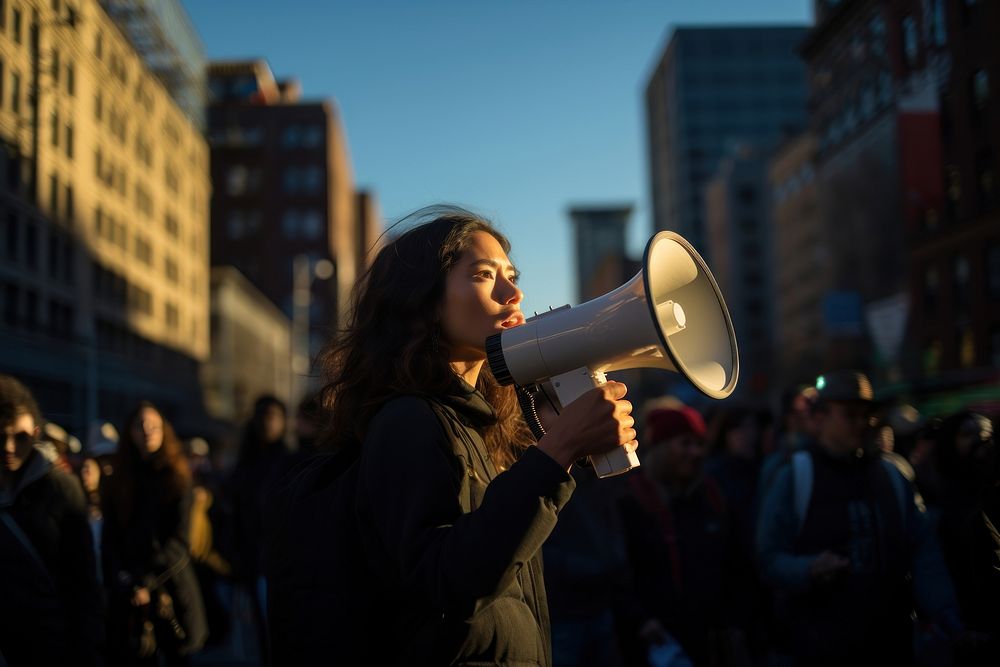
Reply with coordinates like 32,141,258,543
646,406,707,444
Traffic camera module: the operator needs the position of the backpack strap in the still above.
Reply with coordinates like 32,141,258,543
791,450,813,535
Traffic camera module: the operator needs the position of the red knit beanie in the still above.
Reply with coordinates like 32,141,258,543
645,406,707,444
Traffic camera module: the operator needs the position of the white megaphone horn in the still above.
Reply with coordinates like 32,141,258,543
485,231,739,478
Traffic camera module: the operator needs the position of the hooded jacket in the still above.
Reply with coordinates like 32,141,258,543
355,384,576,666
0,447,104,666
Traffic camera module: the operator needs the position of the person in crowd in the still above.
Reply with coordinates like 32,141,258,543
269,206,636,665
758,385,818,496
933,411,998,664
187,437,232,649
227,395,290,662
103,401,207,665
618,405,747,666
705,408,771,661
756,370,964,666
0,375,104,666
543,461,630,667
79,455,105,582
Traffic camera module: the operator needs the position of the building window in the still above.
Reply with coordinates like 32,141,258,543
24,289,37,330
134,235,152,265
988,244,1000,297
49,172,58,215
902,16,919,68
11,71,20,113
977,150,996,210
47,234,60,279
66,62,74,95
282,125,302,148
870,15,886,56
4,212,18,261
25,221,36,269
94,91,102,121
958,327,976,368
925,0,947,47
302,210,323,239
226,165,248,196
51,48,59,84
953,255,971,313
923,266,939,312
946,165,962,218
165,302,178,330
12,7,21,45
165,212,179,238
65,122,73,158
65,183,73,223
165,257,178,284
50,110,59,147
971,69,989,115
94,30,102,59
2,282,17,326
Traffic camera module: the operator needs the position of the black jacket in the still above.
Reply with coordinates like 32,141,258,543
355,387,576,666
102,458,207,659
0,448,104,666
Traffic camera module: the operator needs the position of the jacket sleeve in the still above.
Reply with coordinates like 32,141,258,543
755,464,814,594
902,472,963,634
147,485,195,583
356,397,575,618
54,472,105,665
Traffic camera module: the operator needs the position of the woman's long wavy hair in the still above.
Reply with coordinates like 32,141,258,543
106,401,192,528
317,205,532,469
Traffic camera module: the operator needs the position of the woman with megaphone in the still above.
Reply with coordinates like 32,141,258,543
272,205,637,666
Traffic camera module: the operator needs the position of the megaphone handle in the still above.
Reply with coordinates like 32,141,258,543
548,367,641,479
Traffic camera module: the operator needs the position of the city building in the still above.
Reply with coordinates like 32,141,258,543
892,0,1000,409
355,188,383,272
645,26,809,258
0,0,211,435
801,0,911,379
802,0,999,411
704,144,774,399
568,204,633,303
207,59,358,391
768,132,829,387
201,267,292,425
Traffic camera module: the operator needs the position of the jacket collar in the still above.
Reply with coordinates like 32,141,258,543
0,447,52,508
437,378,497,429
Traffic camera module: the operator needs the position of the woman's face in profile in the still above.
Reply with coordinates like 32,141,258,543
131,407,164,458
441,231,525,362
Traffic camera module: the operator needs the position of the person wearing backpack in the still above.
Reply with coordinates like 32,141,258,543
755,370,964,666
267,206,638,666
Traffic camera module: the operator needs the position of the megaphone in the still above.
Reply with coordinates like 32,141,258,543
486,231,739,478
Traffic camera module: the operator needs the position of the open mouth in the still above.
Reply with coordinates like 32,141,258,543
499,313,525,329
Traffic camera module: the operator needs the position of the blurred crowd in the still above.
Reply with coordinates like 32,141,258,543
1,370,997,666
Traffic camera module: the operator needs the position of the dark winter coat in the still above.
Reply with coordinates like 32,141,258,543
102,457,207,660
0,448,104,666
355,385,576,666
618,472,737,665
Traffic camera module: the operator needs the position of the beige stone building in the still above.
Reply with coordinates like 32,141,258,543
202,267,291,424
0,0,210,433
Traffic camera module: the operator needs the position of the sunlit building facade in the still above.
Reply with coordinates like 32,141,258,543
0,0,210,434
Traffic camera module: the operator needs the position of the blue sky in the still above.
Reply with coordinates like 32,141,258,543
184,0,812,314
